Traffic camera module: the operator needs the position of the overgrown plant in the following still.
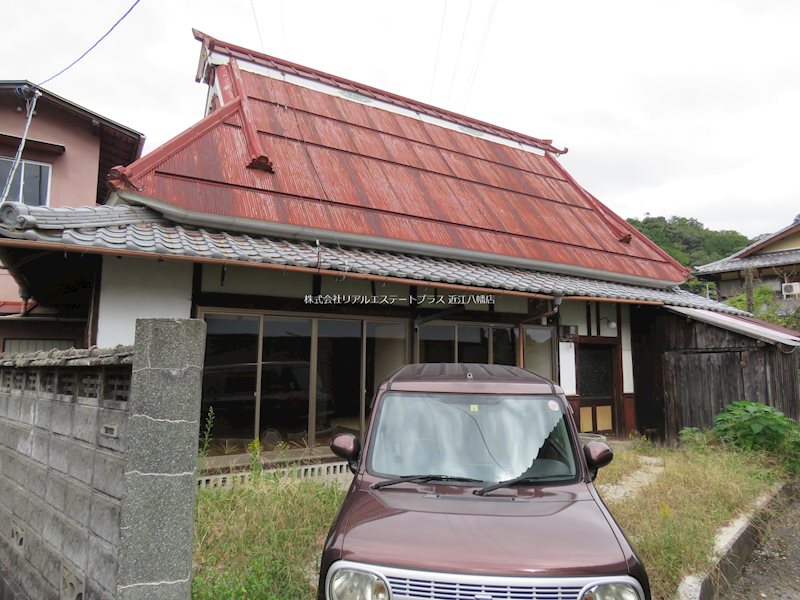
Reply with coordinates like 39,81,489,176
247,438,263,479
677,426,716,451
713,401,800,473
197,406,215,472
713,402,794,451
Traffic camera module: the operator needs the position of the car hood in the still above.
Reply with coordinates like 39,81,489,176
339,483,628,577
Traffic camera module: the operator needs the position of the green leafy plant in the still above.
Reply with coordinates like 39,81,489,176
247,438,263,479
726,283,800,330
713,401,794,451
678,426,709,450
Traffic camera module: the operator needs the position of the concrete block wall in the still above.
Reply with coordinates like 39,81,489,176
0,319,206,600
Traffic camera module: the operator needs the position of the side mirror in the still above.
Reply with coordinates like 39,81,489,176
583,441,613,481
330,433,361,474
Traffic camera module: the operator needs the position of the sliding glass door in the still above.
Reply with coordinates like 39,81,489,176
200,311,408,455
259,318,312,449
316,320,362,447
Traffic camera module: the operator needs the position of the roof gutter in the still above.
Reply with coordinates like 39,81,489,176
110,188,684,290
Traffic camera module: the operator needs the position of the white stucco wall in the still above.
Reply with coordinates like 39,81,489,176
97,257,193,347
558,342,577,395
620,304,634,393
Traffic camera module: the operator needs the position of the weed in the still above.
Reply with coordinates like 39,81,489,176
605,446,778,599
677,426,718,452
629,430,655,453
713,401,794,451
712,401,800,474
192,477,345,599
197,407,215,473
247,439,263,479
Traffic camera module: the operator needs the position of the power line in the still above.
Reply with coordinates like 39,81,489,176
38,0,142,86
446,0,473,106
463,0,498,109
429,0,449,100
251,0,266,52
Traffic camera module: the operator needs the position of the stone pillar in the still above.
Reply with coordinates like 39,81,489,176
116,319,206,600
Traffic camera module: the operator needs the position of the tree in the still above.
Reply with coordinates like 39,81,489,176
726,284,800,331
626,215,750,270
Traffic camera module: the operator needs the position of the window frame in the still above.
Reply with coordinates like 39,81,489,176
0,155,52,206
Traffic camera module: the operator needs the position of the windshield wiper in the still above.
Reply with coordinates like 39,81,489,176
474,474,569,496
372,474,483,490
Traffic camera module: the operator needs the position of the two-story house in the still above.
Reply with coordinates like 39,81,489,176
0,81,143,351
696,216,800,316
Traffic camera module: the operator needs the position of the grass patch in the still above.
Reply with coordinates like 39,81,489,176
192,477,345,600
595,444,641,486
192,447,784,600
604,447,780,600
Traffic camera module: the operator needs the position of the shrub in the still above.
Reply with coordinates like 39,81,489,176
713,402,794,451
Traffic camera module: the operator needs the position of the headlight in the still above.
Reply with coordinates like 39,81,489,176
582,583,640,600
329,568,390,600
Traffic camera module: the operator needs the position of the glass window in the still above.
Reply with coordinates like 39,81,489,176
458,326,488,363
0,157,50,206
316,319,361,447
577,346,613,398
365,322,407,417
492,327,518,366
420,324,455,362
369,392,576,484
260,318,312,450
523,326,555,379
201,314,260,455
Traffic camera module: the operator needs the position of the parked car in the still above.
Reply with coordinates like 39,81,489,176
319,363,649,600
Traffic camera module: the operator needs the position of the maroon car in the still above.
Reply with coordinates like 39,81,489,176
319,363,650,600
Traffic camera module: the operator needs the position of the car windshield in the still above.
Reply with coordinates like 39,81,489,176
368,392,577,484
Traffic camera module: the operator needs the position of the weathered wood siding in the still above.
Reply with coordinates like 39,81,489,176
631,306,800,442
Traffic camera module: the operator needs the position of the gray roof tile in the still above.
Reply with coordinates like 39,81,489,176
0,203,745,314
695,248,800,274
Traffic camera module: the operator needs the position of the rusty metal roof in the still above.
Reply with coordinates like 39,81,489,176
107,33,689,288
0,203,741,314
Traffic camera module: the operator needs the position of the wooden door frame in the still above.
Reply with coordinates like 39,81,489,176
576,335,623,435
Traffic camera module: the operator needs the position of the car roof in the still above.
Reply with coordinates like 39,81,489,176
383,363,560,395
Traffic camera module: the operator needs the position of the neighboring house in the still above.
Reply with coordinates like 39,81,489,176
0,32,796,452
0,81,144,350
695,215,800,314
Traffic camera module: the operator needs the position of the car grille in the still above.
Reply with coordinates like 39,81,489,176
386,576,583,600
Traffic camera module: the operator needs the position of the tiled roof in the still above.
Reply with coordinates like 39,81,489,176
695,217,800,275
695,248,800,275
0,204,742,314
107,33,689,287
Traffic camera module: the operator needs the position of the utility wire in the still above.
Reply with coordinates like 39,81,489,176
251,0,266,52
446,0,473,106
1,88,42,203
429,0,449,100
37,0,142,86
463,0,497,110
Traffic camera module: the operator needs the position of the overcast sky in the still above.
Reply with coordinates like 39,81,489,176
3,0,798,238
